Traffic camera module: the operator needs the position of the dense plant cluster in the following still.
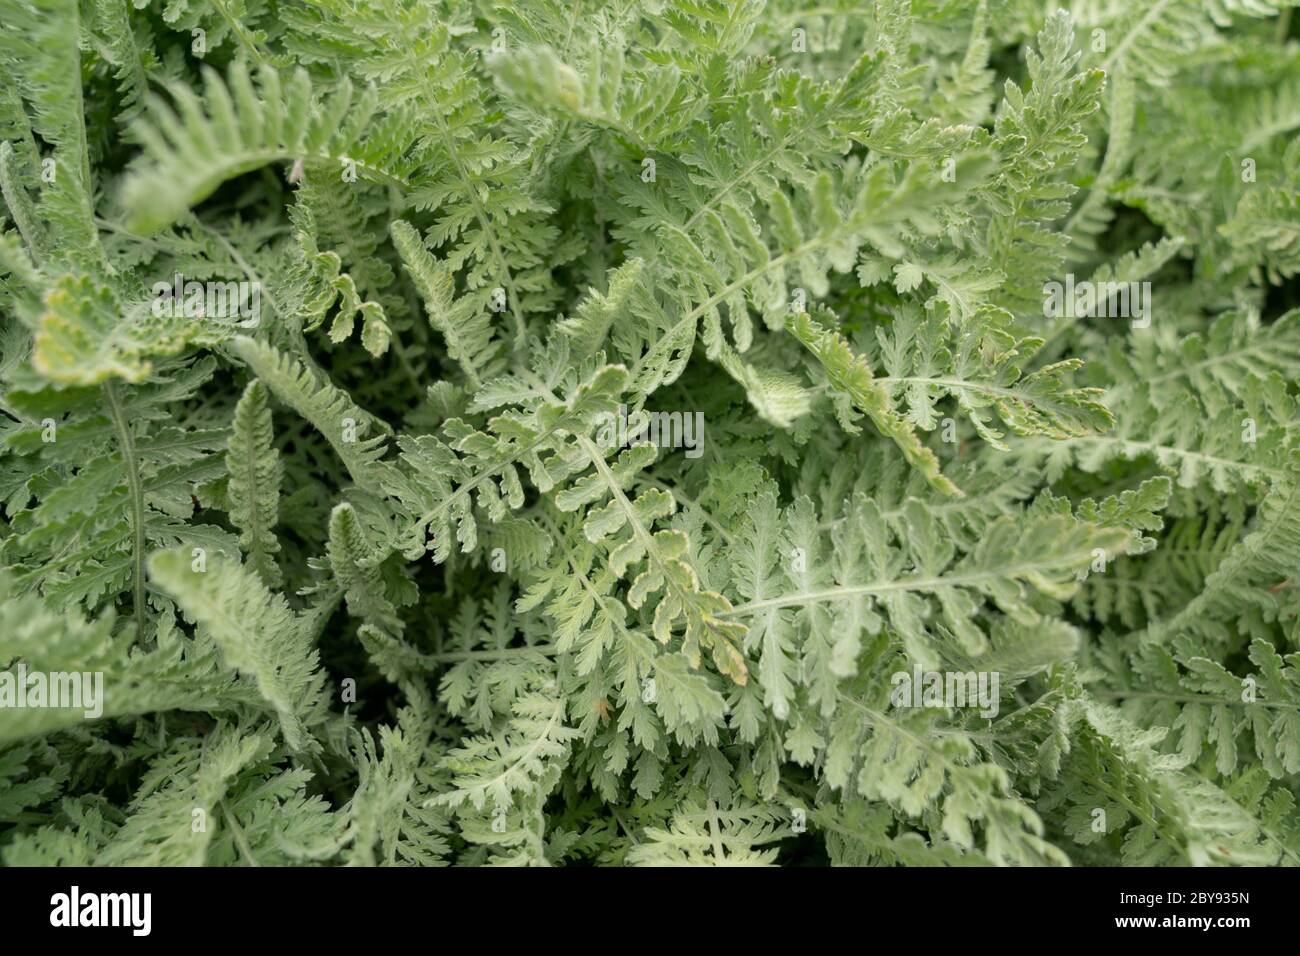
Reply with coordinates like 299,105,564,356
1,0,1299,866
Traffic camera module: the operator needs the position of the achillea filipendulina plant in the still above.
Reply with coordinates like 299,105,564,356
1,0,1299,866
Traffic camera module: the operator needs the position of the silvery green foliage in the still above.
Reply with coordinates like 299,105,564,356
0,0,1299,867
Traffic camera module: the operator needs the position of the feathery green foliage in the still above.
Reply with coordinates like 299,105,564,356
2,0,1299,868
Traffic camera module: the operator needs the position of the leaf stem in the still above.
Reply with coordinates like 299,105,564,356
428,643,559,664
104,380,147,636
